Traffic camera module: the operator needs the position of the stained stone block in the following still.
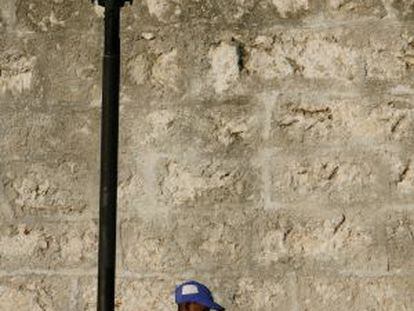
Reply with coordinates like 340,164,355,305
298,275,414,311
152,49,182,91
120,97,263,157
1,160,96,217
0,0,17,31
385,209,414,272
15,0,100,33
326,0,387,19
0,276,73,311
209,42,240,94
121,205,252,274
391,0,414,19
33,32,102,106
245,25,414,83
245,30,363,82
78,276,182,311
385,147,414,200
0,109,99,162
154,155,260,207
271,0,311,18
145,0,182,23
0,221,97,270
268,147,392,205
0,33,40,104
117,153,155,217
251,209,388,272
267,93,414,148
231,273,293,310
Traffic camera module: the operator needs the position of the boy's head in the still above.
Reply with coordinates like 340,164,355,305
174,280,225,311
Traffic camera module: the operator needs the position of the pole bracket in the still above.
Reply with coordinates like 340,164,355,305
92,0,133,7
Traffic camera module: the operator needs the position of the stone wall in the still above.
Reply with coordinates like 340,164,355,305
1,0,414,310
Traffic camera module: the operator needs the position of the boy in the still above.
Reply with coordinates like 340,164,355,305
175,280,225,311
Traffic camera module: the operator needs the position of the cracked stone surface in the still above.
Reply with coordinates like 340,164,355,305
1,0,414,310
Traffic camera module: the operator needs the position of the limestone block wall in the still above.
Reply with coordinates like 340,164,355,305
1,0,414,310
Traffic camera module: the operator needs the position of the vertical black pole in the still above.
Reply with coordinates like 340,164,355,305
94,1,131,310
98,1,119,310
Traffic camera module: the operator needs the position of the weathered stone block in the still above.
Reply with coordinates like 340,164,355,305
152,48,182,91
120,97,262,156
145,0,181,23
355,98,414,144
121,206,252,274
269,94,352,147
251,210,388,272
271,0,310,18
117,152,155,217
34,32,101,106
0,34,38,100
326,0,386,19
385,209,414,272
155,155,260,206
0,177,13,220
0,0,17,31
231,273,293,310
362,27,414,81
246,41,295,80
267,93,414,147
391,0,414,19
246,30,363,82
211,0,258,22
209,42,241,94
78,276,181,311
268,148,391,205
1,160,96,217
15,0,100,33
122,30,190,94
0,109,99,161
245,25,414,83
298,275,414,310
170,0,271,26
0,276,73,311
0,221,97,270
127,54,151,86
383,146,414,201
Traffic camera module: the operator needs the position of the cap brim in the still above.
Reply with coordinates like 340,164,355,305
193,298,225,311
208,301,225,311
177,295,225,310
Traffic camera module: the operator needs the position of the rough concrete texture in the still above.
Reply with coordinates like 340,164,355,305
1,0,414,310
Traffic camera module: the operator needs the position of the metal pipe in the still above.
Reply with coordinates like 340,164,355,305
93,1,132,310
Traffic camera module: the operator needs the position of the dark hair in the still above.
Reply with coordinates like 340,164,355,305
178,303,187,311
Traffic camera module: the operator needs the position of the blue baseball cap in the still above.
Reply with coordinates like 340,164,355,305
175,280,225,311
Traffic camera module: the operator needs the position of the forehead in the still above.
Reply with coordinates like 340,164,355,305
191,302,209,311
